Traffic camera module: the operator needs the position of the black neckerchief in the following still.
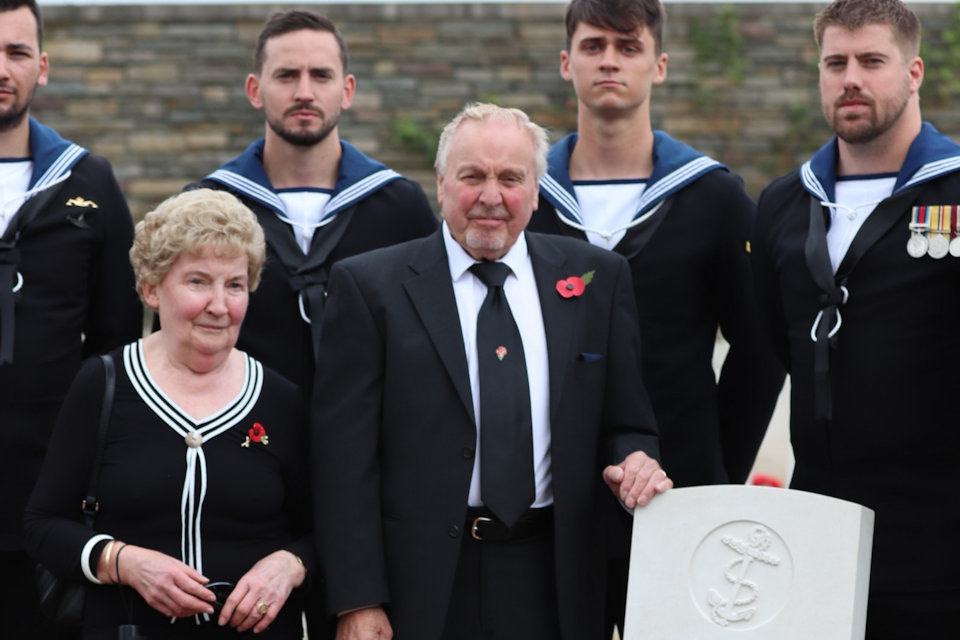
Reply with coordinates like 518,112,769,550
257,204,355,360
804,187,919,420
0,185,63,364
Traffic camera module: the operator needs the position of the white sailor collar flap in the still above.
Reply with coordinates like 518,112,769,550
28,117,88,191
800,122,960,203
205,139,401,220
539,131,725,226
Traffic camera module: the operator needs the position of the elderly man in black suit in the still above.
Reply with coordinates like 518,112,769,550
312,102,672,640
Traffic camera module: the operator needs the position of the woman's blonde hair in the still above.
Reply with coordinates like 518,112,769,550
130,189,266,301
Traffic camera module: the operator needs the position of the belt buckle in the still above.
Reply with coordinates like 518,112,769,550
471,516,493,540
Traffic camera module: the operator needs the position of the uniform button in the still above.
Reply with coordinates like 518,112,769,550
461,447,475,459
448,525,461,538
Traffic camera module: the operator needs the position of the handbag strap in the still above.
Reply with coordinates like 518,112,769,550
81,354,116,527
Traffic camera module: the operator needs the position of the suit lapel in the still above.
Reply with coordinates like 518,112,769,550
527,234,575,421
403,233,475,421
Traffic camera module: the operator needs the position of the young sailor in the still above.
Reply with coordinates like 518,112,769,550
527,2,784,636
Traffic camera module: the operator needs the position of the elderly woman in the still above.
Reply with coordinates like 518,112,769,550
24,189,312,639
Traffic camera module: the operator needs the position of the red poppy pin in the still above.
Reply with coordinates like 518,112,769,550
556,270,595,298
496,346,508,360
241,422,269,447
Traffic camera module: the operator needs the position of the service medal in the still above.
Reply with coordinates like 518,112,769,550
928,234,949,259
950,236,960,257
950,205,960,257
907,234,928,258
926,206,950,259
907,206,930,258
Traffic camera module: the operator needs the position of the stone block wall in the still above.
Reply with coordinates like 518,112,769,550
32,2,960,218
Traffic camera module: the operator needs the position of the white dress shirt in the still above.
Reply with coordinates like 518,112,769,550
441,222,553,508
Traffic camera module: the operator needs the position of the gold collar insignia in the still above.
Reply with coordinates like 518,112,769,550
65,197,99,208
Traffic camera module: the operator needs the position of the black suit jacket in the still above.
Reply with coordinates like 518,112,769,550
312,229,660,639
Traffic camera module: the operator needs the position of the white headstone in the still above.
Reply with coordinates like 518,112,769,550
624,485,874,640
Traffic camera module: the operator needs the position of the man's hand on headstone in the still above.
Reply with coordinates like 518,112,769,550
603,451,672,509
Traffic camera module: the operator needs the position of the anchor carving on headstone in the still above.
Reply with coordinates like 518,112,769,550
707,526,781,626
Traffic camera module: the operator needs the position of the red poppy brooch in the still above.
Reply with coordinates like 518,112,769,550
241,422,269,447
556,270,595,298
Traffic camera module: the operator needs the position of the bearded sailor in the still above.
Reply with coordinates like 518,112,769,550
0,1,143,634
752,0,960,636
187,10,437,396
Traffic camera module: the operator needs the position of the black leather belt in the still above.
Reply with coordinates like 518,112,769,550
466,506,553,542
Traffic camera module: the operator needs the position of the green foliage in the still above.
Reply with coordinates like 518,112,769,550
690,4,747,86
920,4,960,105
390,117,442,166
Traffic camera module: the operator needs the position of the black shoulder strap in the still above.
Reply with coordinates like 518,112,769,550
81,354,116,527
0,185,66,364
0,183,63,244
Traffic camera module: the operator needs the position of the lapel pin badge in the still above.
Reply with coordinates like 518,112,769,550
556,270,595,298
496,346,507,361
241,422,269,447
65,196,99,208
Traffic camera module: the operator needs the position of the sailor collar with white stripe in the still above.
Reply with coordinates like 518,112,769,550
204,138,402,220
27,117,88,191
800,121,960,203
539,131,724,226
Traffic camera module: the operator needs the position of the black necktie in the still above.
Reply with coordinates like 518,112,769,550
469,261,535,527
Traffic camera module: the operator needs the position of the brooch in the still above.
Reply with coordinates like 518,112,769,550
241,422,269,447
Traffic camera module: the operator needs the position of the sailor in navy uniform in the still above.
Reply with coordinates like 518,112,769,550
753,1,960,635
527,2,784,634
1,3,142,635
186,11,437,638
535,132,783,488
188,10,437,396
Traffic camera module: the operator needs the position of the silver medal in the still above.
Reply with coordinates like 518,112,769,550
950,236,960,258
907,234,928,258
928,234,949,259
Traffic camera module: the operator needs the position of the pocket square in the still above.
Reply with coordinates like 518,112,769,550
577,352,603,362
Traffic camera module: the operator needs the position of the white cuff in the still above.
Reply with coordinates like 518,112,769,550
80,534,114,584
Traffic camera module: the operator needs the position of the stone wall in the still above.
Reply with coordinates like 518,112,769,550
33,2,960,218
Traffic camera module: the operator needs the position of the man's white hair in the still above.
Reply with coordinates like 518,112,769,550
434,102,549,180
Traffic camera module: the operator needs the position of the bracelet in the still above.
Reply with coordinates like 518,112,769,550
115,543,129,585
100,540,116,583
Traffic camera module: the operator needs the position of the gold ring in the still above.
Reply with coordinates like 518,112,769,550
256,601,269,615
